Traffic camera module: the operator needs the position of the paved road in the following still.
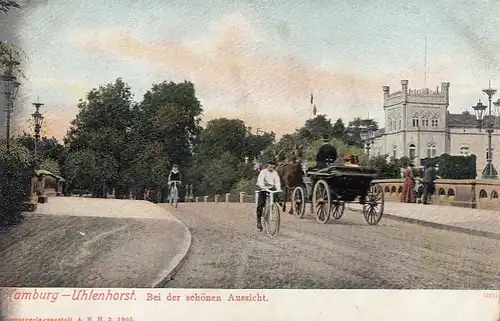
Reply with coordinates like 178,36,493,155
0,213,186,287
163,203,500,289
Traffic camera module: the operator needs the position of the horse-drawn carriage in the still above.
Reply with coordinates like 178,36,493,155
290,164,385,225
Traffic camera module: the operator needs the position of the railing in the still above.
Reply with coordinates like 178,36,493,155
185,178,500,211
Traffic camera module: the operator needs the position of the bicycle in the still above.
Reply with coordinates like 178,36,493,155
169,181,181,208
255,189,281,238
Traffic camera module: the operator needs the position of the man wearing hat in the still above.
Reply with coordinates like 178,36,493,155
315,134,337,169
255,159,282,231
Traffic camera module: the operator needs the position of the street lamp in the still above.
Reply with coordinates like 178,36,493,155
473,82,498,179
1,72,21,152
359,125,376,158
31,99,44,158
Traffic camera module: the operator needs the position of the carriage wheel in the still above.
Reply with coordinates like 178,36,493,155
362,183,384,225
291,186,306,218
331,201,345,220
313,179,331,224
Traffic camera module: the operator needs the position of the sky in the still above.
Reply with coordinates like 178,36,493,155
3,0,500,140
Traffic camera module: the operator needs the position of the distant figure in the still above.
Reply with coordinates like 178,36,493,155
315,134,337,169
401,163,414,203
422,164,437,205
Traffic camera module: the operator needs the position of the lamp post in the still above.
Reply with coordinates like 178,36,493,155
1,72,21,152
359,125,376,158
473,92,498,179
31,99,44,159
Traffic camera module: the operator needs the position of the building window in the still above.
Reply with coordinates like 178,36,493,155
412,116,419,127
388,119,392,131
427,143,437,158
422,117,429,127
460,145,470,156
431,117,439,127
398,119,402,130
409,144,416,159
393,146,397,159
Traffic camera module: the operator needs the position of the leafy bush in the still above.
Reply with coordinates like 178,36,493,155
230,177,257,195
420,154,477,179
367,155,402,179
0,142,35,226
437,154,477,179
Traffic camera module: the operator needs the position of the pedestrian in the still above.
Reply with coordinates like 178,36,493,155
401,163,414,203
422,164,437,205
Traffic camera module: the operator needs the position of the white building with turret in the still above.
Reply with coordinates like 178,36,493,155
372,80,500,178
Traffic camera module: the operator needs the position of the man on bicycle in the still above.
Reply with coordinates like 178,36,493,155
255,159,282,231
168,164,182,195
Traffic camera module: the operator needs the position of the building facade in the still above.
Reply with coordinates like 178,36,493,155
372,80,500,178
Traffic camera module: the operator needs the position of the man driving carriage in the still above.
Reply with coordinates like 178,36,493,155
255,159,282,231
315,134,337,169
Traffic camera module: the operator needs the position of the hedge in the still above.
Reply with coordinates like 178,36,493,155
0,145,35,226
421,154,477,179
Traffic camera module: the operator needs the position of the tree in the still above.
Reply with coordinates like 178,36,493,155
197,118,248,161
199,152,241,195
343,117,379,147
332,118,345,140
64,149,118,197
63,78,134,196
139,81,203,167
15,133,64,161
38,158,61,176
298,114,334,141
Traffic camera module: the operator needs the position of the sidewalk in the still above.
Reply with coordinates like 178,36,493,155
0,197,191,288
349,202,500,239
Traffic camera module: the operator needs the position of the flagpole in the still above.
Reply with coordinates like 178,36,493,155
424,37,427,89
310,91,313,119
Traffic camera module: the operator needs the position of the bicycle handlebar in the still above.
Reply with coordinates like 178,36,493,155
256,190,281,194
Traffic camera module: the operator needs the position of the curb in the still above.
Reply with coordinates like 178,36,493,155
151,208,192,288
383,213,500,241
346,205,500,241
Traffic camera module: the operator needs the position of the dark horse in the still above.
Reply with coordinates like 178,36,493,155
276,146,304,214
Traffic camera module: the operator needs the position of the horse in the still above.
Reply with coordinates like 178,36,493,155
275,146,304,214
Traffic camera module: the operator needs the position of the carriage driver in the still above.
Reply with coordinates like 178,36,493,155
255,159,282,232
315,134,338,169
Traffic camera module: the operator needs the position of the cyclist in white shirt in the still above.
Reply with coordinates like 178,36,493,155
255,159,282,231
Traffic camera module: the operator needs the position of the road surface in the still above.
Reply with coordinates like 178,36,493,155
162,203,500,289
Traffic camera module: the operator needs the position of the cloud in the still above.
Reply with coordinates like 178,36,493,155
72,13,384,119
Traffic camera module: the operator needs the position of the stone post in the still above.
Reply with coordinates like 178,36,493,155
225,193,230,203
214,194,219,203
239,192,245,203
195,197,199,203
204,196,208,202
255,190,259,206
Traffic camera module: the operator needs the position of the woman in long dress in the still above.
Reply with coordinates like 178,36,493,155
401,164,414,203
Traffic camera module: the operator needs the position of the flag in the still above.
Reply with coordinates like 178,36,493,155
313,104,317,116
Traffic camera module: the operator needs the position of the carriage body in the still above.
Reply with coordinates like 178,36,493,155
291,165,384,225
307,166,378,202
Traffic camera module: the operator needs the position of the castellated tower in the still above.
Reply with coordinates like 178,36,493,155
378,80,450,161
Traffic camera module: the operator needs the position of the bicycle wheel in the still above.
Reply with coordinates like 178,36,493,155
174,187,179,208
263,203,280,237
